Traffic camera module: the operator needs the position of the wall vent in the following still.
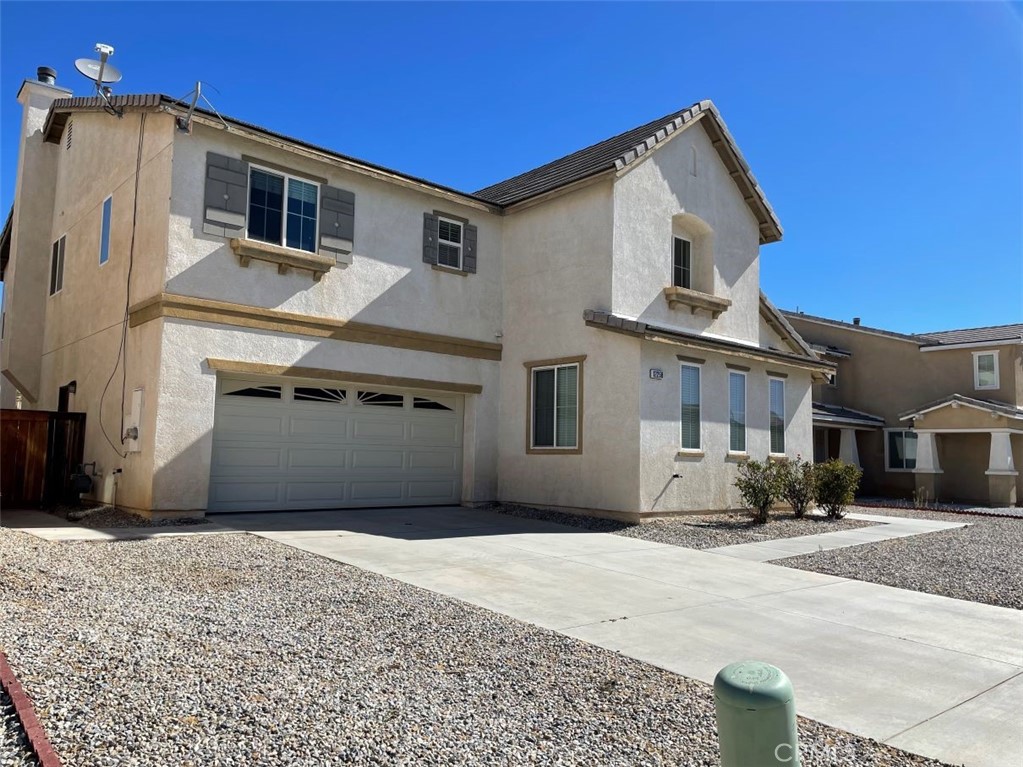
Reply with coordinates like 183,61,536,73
65,120,73,151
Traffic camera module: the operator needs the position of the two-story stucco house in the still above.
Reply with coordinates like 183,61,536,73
785,311,1022,507
1,66,829,521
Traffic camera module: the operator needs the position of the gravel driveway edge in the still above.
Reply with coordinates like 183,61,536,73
0,651,58,767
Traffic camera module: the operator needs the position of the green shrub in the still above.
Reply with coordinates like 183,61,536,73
814,459,862,519
734,460,778,525
775,455,815,518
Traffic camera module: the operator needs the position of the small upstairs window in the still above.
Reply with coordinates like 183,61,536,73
672,236,692,289
437,217,463,269
49,235,66,295
248,167,318,253
974,352,999,390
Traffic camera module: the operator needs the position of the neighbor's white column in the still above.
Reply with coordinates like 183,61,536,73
986,431,1017,475
838,428,860,468
913,431,942,474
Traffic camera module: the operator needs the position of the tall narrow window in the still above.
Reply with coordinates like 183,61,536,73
973,352,998,390
672,236,692,289
49,235,66,295
286,178,318,252
769,378,786,454
531,363,579,449
437,217,463,269
680,364,701,450
99,196,112,265
729,371,746,452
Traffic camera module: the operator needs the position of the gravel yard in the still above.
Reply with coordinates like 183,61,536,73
0,529,951,766
0,688,36,767
48,505,208,529
780,506,1023,610
494,503,874,549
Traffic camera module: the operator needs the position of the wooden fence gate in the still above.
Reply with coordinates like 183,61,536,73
1,410,86,507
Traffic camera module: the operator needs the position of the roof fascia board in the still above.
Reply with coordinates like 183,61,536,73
501,168,615,214
183,112,500,214
812,415,883,428
899,398,1023,421
759,293,815,356
786,314,923,346
919,338,1022,352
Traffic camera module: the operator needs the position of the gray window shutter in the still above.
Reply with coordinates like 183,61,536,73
203,152,248,238
319,186,355,265
423,212,439,265
462,224,478,274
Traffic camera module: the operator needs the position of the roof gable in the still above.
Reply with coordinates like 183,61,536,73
473,101,782,243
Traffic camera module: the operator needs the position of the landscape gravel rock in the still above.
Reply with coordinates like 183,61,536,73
50,505,208,529
494,503,874,549
780,506,1023,610
0,687,37,767
0,529,951,766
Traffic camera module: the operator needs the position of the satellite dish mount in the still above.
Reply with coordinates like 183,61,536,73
75,43,124,117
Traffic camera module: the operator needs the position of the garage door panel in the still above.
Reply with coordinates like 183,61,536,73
286,481,350,502
350,480,405,502
288,448,348,470
408,450,458,471
210,375,463,512
350,448,406,470
290,416,349,437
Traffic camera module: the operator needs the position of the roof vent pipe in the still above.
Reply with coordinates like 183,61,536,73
37,67,57,85
852,317,861,326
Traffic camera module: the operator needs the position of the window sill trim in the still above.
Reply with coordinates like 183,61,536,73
432,264,469,277
663,286,732,318
974,385,999,391
230,238,340,282
767,453,787,463
726,451,750,462
527,447,583,456
885,467,919,473
676,450,704,459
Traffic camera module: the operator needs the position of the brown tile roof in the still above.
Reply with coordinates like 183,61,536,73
917,324,1023,346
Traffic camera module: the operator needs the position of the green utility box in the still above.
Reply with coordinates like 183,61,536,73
714,661,799,766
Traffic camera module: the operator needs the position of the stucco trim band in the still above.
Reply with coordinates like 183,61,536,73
128,293,503,361
205,359,484,394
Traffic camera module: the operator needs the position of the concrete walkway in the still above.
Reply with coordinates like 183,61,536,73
0,508,236,541
704,512,968,562
206,506,1022,767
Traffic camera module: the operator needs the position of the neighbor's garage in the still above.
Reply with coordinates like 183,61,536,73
208,376,463,511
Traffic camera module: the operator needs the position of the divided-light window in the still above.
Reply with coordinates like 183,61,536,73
672,236,692,289
248,167,318,253
437,217,463,269
531,363,579,449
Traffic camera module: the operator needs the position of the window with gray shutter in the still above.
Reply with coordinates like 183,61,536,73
463,223,477,273
423,212,439,264
203,152,249,238
319,186,355,264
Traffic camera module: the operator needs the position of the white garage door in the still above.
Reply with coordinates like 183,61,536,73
208,375,463,512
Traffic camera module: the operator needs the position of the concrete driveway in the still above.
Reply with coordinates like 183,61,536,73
215,506,1023,767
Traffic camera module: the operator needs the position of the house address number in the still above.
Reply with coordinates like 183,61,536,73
649,368,664,380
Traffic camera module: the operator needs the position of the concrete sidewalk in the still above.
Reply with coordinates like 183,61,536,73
704,512,968,562
211,506,1023,767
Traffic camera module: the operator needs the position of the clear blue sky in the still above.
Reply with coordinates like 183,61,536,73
2,2,1020,333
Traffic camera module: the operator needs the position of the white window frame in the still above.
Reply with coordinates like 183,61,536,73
679,362,703,452
99,195,112,266
49,234,66,296
973,351,999,391
672,235,692,290
246,164,320,254
530,362,579,450
437,216,464,270
884,428,918,472
768,376,786,456
728,370,747,454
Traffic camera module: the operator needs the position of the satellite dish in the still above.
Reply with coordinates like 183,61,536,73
75,57,122,85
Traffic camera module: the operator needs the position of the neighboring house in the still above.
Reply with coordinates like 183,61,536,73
0,66,829,521
785,312,1022,507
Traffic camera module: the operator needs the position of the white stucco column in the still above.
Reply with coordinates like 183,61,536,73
985,431,1017,476
913,432,942,474
837,428,860,468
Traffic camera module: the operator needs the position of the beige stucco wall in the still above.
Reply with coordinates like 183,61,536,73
164,123,503,344
639,340,814,513
1,80,71,402
938,433,993,505
497,180,646,513
611,119,762,344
